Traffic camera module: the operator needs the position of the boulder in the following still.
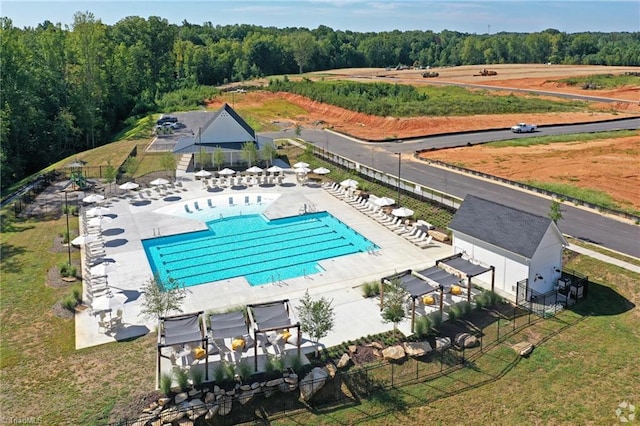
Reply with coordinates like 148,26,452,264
285,374,298,385
324,363,337,378
157,397,170,407
455,333,479,348
205,405,218,420
428,230,449,242
240,384,251,391
381,345,406,361
176,419,194,426
238,389,255,405
348,345,357,353
435,337,452,351
217,396,233,416
337,353,351,368
266,377,284,387
160,407,184,423
264,387,277,398
204,392,216,404
512,342,534,356
367,342,384,349
251,381,261,390
225,388,235,396
404,341,432,357
299,367,329,401
175,392,188,405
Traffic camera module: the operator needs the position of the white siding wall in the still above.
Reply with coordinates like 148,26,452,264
528,225,564,294
453,232,529,301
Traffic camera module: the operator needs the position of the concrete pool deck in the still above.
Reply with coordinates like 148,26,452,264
75,171,454,350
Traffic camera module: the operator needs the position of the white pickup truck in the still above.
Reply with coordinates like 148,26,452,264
511,123,537,133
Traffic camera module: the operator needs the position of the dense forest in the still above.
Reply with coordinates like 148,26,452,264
1,12,639,190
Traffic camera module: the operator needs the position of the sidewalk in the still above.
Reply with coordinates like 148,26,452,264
566,244,640,274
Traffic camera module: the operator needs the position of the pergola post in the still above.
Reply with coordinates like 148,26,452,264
467,275,472,302
411,297,416,333
490,266,496,293
439,286,444,314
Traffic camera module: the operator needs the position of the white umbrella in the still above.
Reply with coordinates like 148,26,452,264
150,178,169,186
294,167,311,174
373,196,396,207
119,182,139,190
292,161,309,169
87,216,113,227
90,261,119,277
218,168,236,176
194,169,212,178
71,234,100,246
92,292,127,311
82,194,105,204
313,167,331,175
85,206,110,217
340,179,359,188
266,165,283,174
391,207,415,218
245,165,264,174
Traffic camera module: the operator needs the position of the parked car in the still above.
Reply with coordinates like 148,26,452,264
511,123,537,133
157,116,178,125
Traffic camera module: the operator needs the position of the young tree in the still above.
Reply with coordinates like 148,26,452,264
381,277,407,339
213,148,225,171
240,141,258,168
139,274,186,321
260,143,278,167
294,123,302,139
103,161,117,194
160,153,176,179
548,199,564,224
296,290,335,357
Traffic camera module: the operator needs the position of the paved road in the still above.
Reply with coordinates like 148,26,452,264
263,118,640,258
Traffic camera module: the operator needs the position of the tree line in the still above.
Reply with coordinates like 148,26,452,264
1,12,638,190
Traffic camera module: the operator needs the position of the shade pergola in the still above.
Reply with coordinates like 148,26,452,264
247,300,301,371
157,312,209,383
436,253,495,301
380,270,439,332
415,266,463,315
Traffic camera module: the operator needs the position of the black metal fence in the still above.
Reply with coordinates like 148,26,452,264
110,306,546,425
516,270,589,317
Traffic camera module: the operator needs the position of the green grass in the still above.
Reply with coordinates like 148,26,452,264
555,73,640,89
487,129,638,148
566,237,640,267
523,180,630,213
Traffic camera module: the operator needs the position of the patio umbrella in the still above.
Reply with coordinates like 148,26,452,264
313,167,331,175
82,194,105,204
391,207,415,218
85,206,110,217
294,167,311,174
218,168,236,176
245,165,264,174
150,178,169,186
340,178,359,188
373,196,395,207
292,161,309,169
90,261,119,277
92,292,127,311
194,169,212,178
119,182,139,191
87,216,113,227
71,234,100,246
266,165,283,174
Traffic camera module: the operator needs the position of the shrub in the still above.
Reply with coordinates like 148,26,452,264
60,230,71,244
213,364,226,384
62,294,77,312
264,355,278,375
486,291,504,306
237,361,253,382
223,361,236,381
286,354,304,373
414,315,432,337
159,373,173,395
430,312,443,332
460,301,473,317
361,282,372,298
474,292,489,310
189,368,204,388
72,287,82,303
448,303,462,321
59,263,77,278
174,368,189,392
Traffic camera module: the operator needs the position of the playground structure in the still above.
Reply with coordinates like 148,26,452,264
69,170,90,190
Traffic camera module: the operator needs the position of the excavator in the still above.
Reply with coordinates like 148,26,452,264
474,68,498,76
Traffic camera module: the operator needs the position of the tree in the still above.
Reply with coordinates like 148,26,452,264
260,143,278,167
160,153,177,179
213,147,225,171
139,274,186,321
294,124,302,139
296,290,335,357
381,277,406,339
102,161,117,193
548,199,564,224
287,32,317,74
240,141,258,167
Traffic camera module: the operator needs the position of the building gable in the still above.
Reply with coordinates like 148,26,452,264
449,195,555,259
199,103,256,144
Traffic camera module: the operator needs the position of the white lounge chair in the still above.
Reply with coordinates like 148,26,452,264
414,235,434,248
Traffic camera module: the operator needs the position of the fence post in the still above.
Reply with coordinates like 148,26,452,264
391,362,395,388
513,307,516,331
497,318,500,342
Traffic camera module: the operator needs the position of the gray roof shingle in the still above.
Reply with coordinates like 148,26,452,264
448,195,553,259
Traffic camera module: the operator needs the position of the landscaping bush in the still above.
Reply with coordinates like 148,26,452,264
361,282,372,298
159,373,173,395
59,263,77,278
460,301,473,317
189,368,204,388
430,312,443,333
414,315,432,338
61,294,78,312
285,354,304,374
237,361,253,382
223,361,236,381
213,364,226,384
448,304,462,321
174,369,189,392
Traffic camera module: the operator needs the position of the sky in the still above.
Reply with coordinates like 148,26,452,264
2,0,639,34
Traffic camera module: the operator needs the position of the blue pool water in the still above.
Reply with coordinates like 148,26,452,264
143,212,378,287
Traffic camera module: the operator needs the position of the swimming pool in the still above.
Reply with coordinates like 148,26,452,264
143,211,378,287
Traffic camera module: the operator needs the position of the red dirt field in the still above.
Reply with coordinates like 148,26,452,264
210,65,640,209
